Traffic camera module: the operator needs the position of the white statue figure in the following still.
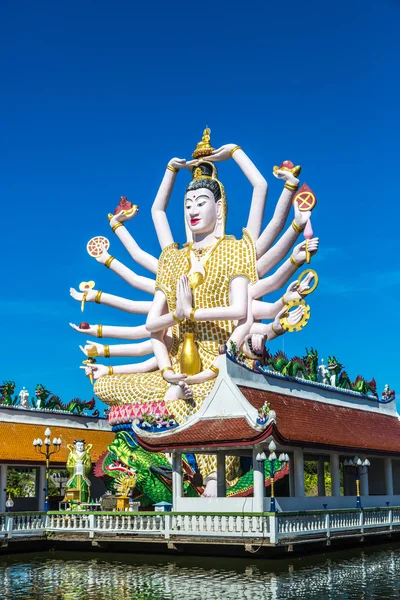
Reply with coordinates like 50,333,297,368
317,359,330,385
18,387,30,409
70,130,320,495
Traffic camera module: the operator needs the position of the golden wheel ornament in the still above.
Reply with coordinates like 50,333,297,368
279,299,311,333
296,269,319,296
86,236,110,258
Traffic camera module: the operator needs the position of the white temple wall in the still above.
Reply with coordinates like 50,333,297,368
175,496,254,513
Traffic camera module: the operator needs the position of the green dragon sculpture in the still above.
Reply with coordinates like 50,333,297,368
327,356,377,396
95,429,288,506
262,347,319,381
32,384,96,414
0,381,18,405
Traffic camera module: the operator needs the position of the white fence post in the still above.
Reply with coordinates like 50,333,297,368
88,513,95,539
164,513,170,539
6,516,13,539
325,512,330,538
389,509,393,531
360,510,364,534
269,514,277,545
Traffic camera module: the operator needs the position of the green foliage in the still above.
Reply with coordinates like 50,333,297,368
6,469,36,498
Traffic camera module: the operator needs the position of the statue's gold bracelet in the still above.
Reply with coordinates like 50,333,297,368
103,344,111,358
97,324,103,338
167,164,178,173
291,220,304,234
284,182,299,191
209,364,220,375
172,312,184,324
229,145,242,158
95,291,103,304
290,255,301,268
161,366,173,379
272,323,281,337
104,255,115,268
111,222,124,233
107,366,114,376
189,308,197,322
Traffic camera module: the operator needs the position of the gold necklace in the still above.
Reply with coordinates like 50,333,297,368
187,237,224,290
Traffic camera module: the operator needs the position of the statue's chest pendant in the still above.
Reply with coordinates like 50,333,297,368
187,254,206,290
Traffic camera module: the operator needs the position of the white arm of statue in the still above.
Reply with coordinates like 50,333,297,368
255,171,300,258
205,145,268,242
109,208,158,275
146,290,180,334
179,275,249,323
96,248,155,295
151,158,195,250
252,299,283,320
82,357,158,380
257,201,311,278
70,323,149,340
70,288,151,315
80,339,153,358
251,238,319,299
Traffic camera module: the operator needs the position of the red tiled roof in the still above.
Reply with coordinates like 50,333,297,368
240,388,400,454
136,387,400,455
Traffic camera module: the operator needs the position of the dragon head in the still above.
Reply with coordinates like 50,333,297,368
327,356,343,374
304,347,318,365
35,384,50,398
0,381,16,395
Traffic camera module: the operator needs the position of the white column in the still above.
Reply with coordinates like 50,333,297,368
0,464,7,512
216,452,226,498
38,466,46,511
252,447,265,513
317,457,325,497
289,456,295,497
330,454,341,497
293,449,304,497
172,451,182,510
384,457,394,496
360,468,369,497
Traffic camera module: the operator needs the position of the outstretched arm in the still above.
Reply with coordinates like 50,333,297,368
251,238,319,299
96,245,155,295
205,144,268,242
257,201,311,278
255,169,300,258
252,272,315,318
152,158,196,250
70,287,151,315
81,357,158,380
80,339,153,358
70,323,149,340
109,207,158,275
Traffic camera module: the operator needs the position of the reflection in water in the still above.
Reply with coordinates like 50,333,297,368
0,545,400,599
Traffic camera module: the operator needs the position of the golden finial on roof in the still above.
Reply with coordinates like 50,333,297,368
192,126,215,159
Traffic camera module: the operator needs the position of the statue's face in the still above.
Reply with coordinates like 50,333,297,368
184,188,221,234
75,441,85,452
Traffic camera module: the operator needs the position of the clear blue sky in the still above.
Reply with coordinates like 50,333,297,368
1,0,399,412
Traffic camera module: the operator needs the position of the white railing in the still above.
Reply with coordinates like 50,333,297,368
0,513,47,538
46,512,269,540
277,508,400,541
2,508,400,545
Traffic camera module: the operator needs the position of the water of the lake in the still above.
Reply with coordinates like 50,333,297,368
0,543,399,599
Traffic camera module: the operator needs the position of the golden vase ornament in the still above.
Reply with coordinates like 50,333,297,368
180,333,201,376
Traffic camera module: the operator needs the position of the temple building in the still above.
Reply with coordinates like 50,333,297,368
134,353,400,513
0,403,113,511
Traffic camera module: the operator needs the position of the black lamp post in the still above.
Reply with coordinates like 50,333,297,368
344,456,370,509
33,428,62,511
